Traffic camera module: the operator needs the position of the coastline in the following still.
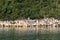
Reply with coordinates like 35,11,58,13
0,18,60,33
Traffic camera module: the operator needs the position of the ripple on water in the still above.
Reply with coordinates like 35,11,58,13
0,28,60,40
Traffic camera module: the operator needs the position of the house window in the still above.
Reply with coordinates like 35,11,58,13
27,25,30,28
55,25,57,28
58,24,60,27
33,25,36,27
8,25,11,28
3,24,5,28
15,25,17,27
46,25,48,28
18,26,23,28
38,25,42,28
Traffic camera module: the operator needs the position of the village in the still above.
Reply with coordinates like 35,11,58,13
0,18,60,33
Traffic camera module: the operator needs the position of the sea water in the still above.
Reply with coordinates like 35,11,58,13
0,28,60,40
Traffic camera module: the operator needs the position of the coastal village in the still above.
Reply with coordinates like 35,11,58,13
0,18,60,32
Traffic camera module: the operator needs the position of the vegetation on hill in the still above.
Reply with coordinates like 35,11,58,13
0,0,60,20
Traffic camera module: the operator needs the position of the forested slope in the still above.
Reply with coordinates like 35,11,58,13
0,0,60,20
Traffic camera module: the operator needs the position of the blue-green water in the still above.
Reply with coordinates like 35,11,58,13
0,28,60,40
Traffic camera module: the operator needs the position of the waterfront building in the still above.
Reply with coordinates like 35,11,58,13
0,18,59,32
26,19,38,32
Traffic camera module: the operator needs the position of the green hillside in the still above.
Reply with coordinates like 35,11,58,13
0,0,60,20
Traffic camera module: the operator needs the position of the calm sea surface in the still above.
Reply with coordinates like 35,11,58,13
0,28,60,40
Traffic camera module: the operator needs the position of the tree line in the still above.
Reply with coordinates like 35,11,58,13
0,0,60,20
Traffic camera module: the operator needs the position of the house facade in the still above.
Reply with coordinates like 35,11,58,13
0,18,59,32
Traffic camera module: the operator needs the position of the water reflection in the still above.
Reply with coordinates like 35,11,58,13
0,28,60,40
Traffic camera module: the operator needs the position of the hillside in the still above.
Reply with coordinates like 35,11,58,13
0,0,60,20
